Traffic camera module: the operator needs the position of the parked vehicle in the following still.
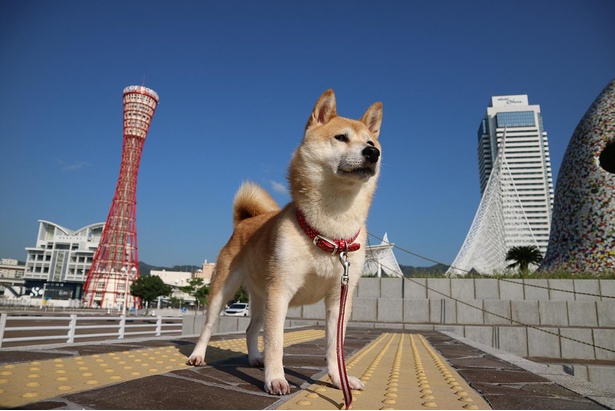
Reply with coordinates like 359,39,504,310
224,303,249,316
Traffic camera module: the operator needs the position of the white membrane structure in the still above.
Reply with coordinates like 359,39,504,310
447,131,540,276
363,233,404,277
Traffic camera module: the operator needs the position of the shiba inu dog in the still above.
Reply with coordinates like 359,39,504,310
187,89,383,396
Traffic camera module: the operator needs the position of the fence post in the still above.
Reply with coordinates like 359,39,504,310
66,314,77,343
119,315,126,339
156,315,162,336
441,299,446,323
0,313,7,349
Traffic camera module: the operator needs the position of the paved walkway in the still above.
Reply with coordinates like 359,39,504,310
0,327,612,409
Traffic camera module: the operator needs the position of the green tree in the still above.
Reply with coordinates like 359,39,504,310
168,296,182,309
179,277,210,312
505,245,543,277
130,275,173,311
228,286,249,305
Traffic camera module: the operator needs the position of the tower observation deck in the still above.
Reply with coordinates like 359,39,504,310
82,86,159,310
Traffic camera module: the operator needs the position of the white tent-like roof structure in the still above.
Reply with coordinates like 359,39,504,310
363,233,404,278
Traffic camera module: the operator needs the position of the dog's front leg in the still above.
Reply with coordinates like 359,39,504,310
263,288,291,395
186,291,225,365
187,264,243,366
325,290,365,391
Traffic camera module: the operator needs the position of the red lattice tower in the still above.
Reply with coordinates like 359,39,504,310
82,85,159,310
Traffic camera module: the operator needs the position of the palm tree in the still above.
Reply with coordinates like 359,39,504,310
505,245,543,276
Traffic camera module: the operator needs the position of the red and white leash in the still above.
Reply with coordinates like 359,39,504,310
295,208,357,409
337,250,353,410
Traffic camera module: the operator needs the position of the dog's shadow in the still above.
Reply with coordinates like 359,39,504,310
173,341,318,395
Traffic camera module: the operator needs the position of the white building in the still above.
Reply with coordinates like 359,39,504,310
195,260,215,284
151,269,195,303
0,258,21,279
152,270,192,286
24,220,104,282
21,220,104,303
477,95,554,254
448,95,555,276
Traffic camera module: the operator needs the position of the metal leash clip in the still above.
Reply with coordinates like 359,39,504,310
339,250,350,286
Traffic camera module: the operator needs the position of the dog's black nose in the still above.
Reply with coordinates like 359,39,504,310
362,146,380,163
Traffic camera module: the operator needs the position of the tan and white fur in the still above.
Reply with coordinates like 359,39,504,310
187,89,383,396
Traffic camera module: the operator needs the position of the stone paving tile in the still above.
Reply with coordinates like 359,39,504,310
173,365,269,392
64,374,276,410
0,351,71,364
456,368,551,384
3,327,613,410
447,355,521,370
14,400,69,410
172,357,319,395
421,331,609,410
472,381,601,398
484,391,606,410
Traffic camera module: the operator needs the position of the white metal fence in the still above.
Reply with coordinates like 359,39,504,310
0,313,183,348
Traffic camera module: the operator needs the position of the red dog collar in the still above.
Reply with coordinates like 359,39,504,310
295,208,361,255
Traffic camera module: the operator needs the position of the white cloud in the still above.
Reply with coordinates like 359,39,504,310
270,180,289,195
58,160,90,171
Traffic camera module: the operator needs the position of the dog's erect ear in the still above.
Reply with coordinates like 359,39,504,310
306,89,337,130
360,102,383,139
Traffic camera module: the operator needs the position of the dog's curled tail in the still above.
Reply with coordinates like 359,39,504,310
233,181,280,227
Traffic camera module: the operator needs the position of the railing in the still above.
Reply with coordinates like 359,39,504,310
0,313,183,348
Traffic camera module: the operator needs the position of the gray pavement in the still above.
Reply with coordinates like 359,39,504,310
0,327,612,410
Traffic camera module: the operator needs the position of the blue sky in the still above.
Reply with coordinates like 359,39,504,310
1,0,614,268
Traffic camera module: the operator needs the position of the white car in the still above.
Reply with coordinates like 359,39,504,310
224,303,249,316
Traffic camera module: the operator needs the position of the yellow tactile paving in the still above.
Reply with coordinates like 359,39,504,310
0,329,325,408
0,345,189,408
277,333,492,410
209,328,325,359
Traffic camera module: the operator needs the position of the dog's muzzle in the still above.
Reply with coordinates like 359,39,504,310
362,146,380,164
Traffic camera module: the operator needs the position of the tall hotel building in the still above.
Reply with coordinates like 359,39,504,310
477,95,554,254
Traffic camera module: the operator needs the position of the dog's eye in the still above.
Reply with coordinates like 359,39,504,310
367,141,375,147
334,134,349,143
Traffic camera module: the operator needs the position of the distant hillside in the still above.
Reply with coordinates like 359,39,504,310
399,264,449,277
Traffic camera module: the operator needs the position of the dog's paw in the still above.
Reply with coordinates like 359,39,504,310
329,373,365,391
249,355,264,367
186,355,205,366
265,378,291,395
347,375,365,390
